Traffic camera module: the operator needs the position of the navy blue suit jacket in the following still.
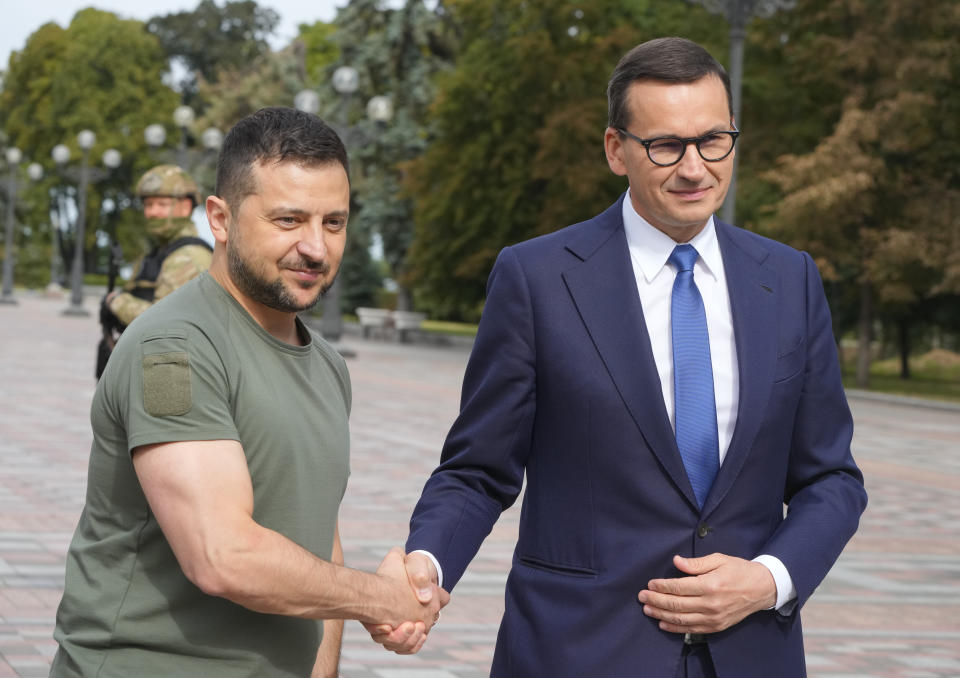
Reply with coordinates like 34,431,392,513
407,196,867,677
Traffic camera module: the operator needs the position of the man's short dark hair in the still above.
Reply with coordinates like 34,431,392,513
607,37,733,131
215,106,349,212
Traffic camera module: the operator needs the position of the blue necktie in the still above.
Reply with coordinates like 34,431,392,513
669,244,719,509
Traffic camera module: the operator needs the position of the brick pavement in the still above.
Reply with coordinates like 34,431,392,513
0,291,958,677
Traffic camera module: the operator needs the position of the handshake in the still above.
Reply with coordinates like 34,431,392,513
364,547,450,654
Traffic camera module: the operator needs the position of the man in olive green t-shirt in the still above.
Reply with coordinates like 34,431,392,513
51,108,446,678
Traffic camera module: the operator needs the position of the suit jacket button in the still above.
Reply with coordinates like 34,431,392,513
697,524,712,538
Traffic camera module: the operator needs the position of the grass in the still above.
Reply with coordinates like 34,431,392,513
842,348,960,403
337,314,478,338
420,319,478,337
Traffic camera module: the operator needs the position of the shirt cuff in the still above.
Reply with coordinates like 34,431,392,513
410,549,444,590
752,554,796,611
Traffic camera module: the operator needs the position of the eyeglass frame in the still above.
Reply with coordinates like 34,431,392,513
614,126,740,167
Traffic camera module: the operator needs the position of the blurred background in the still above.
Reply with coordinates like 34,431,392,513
1,0,958,400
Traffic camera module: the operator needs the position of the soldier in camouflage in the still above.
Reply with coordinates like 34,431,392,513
97,165,212,378
104,165,213,325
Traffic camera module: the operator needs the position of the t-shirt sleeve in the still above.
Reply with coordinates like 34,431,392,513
116,326,239,451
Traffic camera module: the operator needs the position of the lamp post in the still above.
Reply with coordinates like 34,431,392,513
101,148,122,232
295,65,392,348
689,0,796,224
50,144,72,295
63,129,97,316
173,105,195,169
144,123,167,156
201,127,224,155
1,147,23,304
199,127,224,198
102,148,122,173
366,96,394,127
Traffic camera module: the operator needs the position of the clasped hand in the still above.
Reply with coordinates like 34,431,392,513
365,548,448,654
637,553,777,634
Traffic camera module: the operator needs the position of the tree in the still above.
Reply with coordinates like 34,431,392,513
0,9,180,286
194,45,305,137
311,0,457,313
146,0,279,102
296,20,340,85
403,0,720,320
759,0,960,385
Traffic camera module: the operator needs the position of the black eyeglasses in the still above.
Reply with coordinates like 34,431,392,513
615,127,740,167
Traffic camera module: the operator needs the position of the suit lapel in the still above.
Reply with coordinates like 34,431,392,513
562,200,699,510
702,222,779,517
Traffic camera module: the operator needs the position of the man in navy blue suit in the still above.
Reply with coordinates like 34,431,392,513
373,37,867,676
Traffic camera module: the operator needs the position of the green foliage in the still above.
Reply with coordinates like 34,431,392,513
759,0,960,360
0,9,180,288
194,46,305,135
297,21,340,85
146,0,279,101
404,0,719,321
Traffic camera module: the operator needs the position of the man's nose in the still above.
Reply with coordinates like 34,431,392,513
297,222,328,261
675,142,707,181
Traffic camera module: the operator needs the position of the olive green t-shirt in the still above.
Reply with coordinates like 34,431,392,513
51,273,351,678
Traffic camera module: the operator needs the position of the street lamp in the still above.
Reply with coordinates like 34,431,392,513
49,144,72,294
1,147,23,304
200,126,224,183
689,0,796,224
294,90,320,115
102,148,122,171
101,148,123,230
173,105,195,169
201,127,224,153
295,65,389,348
366,96,394,125
63,129,96,316
144,123,167,152
332,66,359,99
99,148,123,287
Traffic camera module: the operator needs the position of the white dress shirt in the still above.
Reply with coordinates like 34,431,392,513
622,192,796,611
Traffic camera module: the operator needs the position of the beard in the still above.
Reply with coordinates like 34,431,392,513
227,240,334,314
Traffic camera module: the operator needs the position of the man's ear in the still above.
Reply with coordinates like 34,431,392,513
206,195,231,245
604,127,628,177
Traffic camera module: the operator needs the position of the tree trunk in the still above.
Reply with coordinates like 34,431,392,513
856,282,872,388
898,317,911,380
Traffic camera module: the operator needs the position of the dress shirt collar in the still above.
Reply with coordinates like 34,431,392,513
621,190,722,284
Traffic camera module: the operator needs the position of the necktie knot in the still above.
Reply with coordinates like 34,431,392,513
669,244,699,273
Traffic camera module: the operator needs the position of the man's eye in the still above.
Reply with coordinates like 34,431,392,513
650,139,683,152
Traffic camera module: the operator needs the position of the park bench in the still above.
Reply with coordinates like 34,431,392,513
391,310,426,343
355,307,392,339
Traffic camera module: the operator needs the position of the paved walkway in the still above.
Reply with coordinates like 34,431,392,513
0,292,958,677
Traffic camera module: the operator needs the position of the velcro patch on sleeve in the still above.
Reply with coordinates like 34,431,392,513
142,351,192,416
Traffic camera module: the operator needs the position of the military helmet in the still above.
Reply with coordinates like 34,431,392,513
135,165,200,205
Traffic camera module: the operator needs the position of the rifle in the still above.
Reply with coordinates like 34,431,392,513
95,241,126,380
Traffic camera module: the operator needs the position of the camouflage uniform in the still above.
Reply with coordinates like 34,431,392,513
106,166,212,327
